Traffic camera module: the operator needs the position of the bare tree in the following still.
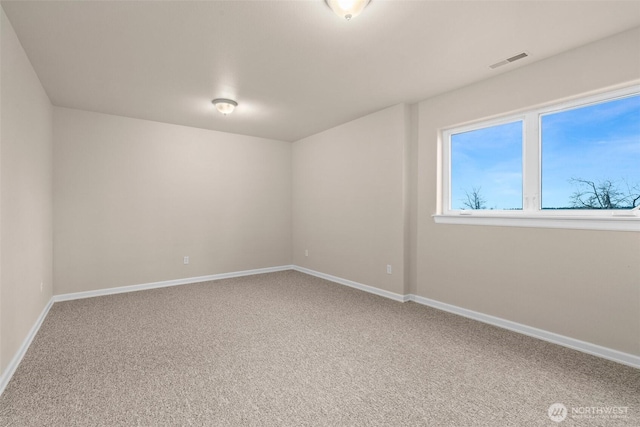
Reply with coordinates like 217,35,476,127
622,179,640,208
569,178,640,209
462,186,486,210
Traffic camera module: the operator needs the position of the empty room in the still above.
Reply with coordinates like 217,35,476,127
1,0,639,425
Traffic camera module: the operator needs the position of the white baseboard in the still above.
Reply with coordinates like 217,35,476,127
0,265,293,398
2,264,637,401
409,294,640,369
292,266,410,303
292,265,640,369
0,298,54,396
53,265,294,302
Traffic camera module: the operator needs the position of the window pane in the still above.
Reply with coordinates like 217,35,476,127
541,95,640,210
450,121,523,210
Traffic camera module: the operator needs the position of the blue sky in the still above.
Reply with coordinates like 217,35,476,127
541,95,640,208
450,94,640,210
451,121,522,210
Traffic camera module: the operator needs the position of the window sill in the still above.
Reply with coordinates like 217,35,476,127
433,214,640,232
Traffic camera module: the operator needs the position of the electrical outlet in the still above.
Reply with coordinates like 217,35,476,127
40,281,43,292
184,256,189,265
305,249,309,257
386,265,392,274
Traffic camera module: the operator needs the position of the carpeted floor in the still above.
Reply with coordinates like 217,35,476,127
0,270,638,426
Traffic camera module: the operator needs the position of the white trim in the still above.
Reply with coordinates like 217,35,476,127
53,265,293,302
409,294,640,369
0,298,54,396
2,265,637,401
292,266,410,302
291,266,639,368
433,214,640,232
540,85,640,116
0,265,293,397
440,85,640,225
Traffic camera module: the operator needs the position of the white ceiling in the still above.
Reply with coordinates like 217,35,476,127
2,1,640,142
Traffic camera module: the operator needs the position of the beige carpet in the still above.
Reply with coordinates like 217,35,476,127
0,270,638,426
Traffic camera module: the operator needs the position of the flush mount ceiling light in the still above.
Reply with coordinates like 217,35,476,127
325,0,371,21
212,98,238,115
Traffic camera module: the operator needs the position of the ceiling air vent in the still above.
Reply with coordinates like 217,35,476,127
489,52,529,69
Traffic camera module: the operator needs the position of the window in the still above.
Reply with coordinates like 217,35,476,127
439,86,640,231
450,120,523,211
541,95,640,210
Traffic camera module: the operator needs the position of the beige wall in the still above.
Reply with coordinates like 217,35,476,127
1,5,638,379
415,28,640,356
292,104,409,295
292,28,639,357
0,8,53,373
53,108,291,294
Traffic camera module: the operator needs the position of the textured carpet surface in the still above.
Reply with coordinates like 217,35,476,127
0,270,638,426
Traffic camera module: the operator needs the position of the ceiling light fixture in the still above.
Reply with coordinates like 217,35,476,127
325,0,371,21
212,98,238,115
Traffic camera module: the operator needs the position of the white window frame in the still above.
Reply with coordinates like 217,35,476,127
435,85,640,232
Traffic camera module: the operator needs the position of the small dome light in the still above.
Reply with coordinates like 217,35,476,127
212,98,238,115
325,0,371,21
